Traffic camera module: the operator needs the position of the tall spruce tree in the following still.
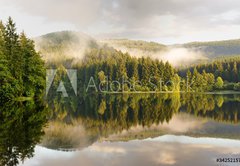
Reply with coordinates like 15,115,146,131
0,18,45,101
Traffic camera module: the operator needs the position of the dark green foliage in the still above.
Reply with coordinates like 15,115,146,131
0,17,45,101
233,83,240,91
179,68,216,92
0,100,47,166
179,56,240,91
73,47,177,92
180,57,240,83
20,33,45,97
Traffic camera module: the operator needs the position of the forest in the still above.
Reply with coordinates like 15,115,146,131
49,46,229,95
179,56,240,91
1,18,240,102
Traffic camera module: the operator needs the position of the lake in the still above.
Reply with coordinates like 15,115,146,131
1,93,240,166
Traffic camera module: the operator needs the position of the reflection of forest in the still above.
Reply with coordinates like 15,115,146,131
0,100,47,166
1,94,239,162
48,94,240,126
43,94,240,150
181,94,240,123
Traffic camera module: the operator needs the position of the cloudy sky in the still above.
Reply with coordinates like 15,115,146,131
1,0,240,44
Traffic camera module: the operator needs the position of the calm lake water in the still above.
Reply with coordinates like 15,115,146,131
1,93,240,166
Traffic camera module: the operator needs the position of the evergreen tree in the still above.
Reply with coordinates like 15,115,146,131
0,18,45,101
4,17,22,80
19,32,45,96
164,61,174,81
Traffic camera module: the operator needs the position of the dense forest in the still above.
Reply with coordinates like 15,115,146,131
2,18,240,103
179,56,240,91
0,17,45,102
77,47,179,92
48,46,229,95
40,31,240,94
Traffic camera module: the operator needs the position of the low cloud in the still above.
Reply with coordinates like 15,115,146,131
159,47,207,67
103,41,207,67
34,31,98,64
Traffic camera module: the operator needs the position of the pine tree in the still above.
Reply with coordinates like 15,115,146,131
164,61,174,81
126,58,138,81
4,17,22,79
0,21,5,59
0,18,45,100
19,32,45,96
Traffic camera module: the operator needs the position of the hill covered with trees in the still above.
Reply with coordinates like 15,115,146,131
2,19,240,102
183,39,240,58
34,31,98,65
36,31,240,94
100,39,167,52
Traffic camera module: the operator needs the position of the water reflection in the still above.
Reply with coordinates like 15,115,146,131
21,136,240,166
43,93,240,150
1,93,240,165
0,100,47,166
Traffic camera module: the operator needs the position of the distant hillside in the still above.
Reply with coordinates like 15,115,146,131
100,39,167,52
183,39,240,58
102,38,240,59
34,31,240,67
100,39,206,67
34,31,98,63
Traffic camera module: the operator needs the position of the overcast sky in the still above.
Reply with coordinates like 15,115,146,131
1,0,240,44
